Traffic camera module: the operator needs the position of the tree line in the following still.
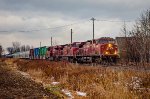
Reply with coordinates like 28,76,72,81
0,42,32,58
0,45,2,58
7,42,32,54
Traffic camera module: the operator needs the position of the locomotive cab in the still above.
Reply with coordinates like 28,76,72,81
95,37,119,62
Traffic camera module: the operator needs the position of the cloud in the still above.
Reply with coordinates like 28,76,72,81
0,0,149,18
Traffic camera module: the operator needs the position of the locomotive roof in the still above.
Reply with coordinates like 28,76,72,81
96,37,115,41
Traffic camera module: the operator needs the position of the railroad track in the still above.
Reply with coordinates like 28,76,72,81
22,58,150,72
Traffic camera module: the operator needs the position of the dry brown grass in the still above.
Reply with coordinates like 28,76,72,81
7,59,150,99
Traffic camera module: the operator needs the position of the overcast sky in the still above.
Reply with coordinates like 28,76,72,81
0,0,150,50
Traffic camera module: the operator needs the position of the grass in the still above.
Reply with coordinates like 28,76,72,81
4,59,150,99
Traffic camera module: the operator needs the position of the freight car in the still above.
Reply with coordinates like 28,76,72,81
12,51,30,59
29,46,47,59
12,37,119,63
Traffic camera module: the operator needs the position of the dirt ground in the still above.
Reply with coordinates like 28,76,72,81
0,59,59,99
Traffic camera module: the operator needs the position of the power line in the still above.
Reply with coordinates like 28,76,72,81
96,19,133,22
0,18,135,33
0,19,89,33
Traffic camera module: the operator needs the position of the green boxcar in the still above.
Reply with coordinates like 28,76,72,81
39,46,47,59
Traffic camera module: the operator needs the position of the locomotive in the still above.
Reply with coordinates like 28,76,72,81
12,37,119,63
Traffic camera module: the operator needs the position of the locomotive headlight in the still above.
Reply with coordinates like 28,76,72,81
108,44,112,47
105,52,109,54
114,51,117,54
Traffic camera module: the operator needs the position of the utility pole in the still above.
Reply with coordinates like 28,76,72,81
91,18,96,58
71,29,73,44
91,17,96,42
51,36,53,46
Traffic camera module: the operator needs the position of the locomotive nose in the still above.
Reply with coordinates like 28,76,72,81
104,43,117,55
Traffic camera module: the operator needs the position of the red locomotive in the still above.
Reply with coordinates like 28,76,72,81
45,37,119,63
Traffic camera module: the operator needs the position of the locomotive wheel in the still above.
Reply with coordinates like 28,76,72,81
73,58,77,63
92,57,95,63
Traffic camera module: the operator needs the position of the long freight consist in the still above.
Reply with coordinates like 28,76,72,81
12,37,119,63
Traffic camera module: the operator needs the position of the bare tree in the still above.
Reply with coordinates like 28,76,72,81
7,47,13,54
12,42,21,52
0,45,3,58
122,9,150,65
20,45,26,52
25,45,30,51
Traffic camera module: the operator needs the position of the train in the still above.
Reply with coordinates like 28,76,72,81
11,37,120,63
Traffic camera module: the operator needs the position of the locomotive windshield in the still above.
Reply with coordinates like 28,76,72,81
71,42,81,47
96,37,115,44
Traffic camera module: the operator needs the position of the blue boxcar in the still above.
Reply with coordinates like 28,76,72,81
34,48,39,59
